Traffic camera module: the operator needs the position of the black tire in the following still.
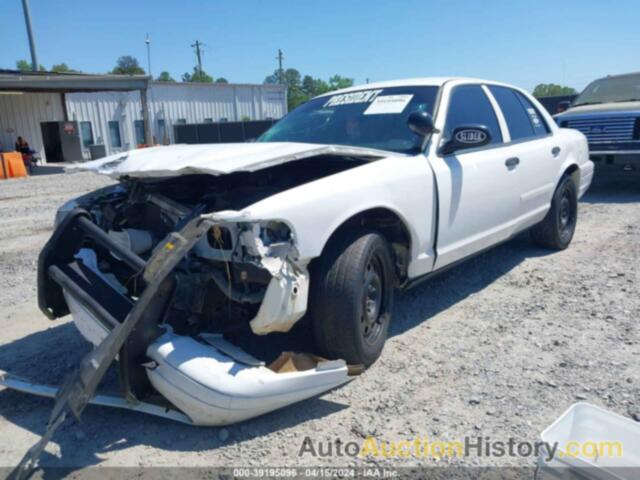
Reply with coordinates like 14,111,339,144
309,230,395,367
531,175,578,250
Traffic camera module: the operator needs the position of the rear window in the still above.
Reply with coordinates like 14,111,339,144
488,86,536,141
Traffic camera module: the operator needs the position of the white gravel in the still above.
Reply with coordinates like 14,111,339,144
0,166,638,475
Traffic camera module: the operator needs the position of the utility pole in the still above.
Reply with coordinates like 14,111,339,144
21,0,39,71
145,33,152,77
276,49,284,85
191,40,204,77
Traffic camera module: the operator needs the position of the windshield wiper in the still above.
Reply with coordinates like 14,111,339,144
613,98,640,103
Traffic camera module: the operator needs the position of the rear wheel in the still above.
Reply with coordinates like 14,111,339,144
309,231,394,367
531,175,578,250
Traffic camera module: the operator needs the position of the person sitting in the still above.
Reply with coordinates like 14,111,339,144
15,136,33,155
15,136,37,173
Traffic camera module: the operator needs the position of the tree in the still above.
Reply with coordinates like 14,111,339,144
156,71,176,82
264,68,307,110
265,68,355,110
215,77,229,84
533,83,577,98
16,59,45,72
328,75,354,90
16,59,30,71
51,63,79,73
111,55,145,75
182,67,213,83
302,75,330,97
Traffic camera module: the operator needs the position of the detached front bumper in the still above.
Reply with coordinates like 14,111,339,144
5,209,351,426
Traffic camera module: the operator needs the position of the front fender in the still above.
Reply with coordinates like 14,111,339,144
241,155,437,278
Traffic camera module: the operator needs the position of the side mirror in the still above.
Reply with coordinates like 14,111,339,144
556,101,571,113
407,111,435,137
441,125,491,155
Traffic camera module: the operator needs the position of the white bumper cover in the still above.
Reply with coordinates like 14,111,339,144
146,332,351,426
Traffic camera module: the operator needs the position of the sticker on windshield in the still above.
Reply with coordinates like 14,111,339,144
323,89,383,107
363,94,414,115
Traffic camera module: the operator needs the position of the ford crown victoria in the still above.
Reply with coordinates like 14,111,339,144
2,78,593,447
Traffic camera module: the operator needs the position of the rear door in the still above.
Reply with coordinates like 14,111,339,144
488,86,561,226
430,84,520,269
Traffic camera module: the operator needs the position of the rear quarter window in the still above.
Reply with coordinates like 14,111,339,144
514,91,550,137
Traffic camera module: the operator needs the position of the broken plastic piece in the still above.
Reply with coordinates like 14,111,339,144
250,261,309,335
145,332,351,426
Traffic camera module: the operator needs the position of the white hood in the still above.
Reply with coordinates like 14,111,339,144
68,142,390,178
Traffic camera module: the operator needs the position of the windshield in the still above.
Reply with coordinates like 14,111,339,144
574,73,640,106
259,86,439,154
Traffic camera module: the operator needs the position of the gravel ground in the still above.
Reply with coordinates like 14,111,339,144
0,165,638,476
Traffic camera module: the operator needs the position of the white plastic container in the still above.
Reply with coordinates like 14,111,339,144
538,402,640,480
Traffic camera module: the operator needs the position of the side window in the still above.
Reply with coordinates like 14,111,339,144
80,121,94,147
157,119,166,143
134,120,146,145
488,86,535,141
108,121,122,148
444,85,502,146
514,91,550,137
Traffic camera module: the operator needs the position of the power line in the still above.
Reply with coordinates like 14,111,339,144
276,49,284,85
191,40,205,76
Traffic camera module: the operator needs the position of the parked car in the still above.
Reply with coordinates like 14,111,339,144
9,78,593,430
537,94,578,115
555,71,640,171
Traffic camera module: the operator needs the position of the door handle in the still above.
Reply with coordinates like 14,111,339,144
505,157,520,168
552,146,561,157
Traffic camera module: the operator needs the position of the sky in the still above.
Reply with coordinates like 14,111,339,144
2,0,639,92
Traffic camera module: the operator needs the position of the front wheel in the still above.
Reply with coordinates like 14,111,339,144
531,175,578,250
309,231,395,367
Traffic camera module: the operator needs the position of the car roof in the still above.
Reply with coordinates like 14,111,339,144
589,71,640,83
314,77,520,98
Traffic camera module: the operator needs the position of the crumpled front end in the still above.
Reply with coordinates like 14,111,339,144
192,211,310,336
30,161,371,425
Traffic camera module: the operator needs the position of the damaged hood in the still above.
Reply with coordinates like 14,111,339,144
68,142,391,178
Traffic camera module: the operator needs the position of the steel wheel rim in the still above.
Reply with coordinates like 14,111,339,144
558,188,575,240
361,254,385,345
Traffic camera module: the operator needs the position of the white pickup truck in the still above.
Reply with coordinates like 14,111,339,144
5,77,593,430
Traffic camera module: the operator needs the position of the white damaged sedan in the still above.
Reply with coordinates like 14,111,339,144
4,78,593,431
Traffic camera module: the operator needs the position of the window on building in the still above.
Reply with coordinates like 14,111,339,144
134,120,146,145
444,85,503,146
513,91,550,137
176,118,187,125
204,118,213,123
108,121,122,148
80,121,94,148
488,85,536,141
157,119,166,142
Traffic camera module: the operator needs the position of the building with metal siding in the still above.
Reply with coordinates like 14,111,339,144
65,82,287,157
0,91,65,155
0,70,286,162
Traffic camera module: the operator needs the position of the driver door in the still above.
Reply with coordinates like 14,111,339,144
429,84,520,269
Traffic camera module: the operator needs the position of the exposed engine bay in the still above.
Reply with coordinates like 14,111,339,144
62,155,369,342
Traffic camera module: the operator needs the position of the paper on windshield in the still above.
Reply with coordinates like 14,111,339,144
323,89,383,107
363,94,413,115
